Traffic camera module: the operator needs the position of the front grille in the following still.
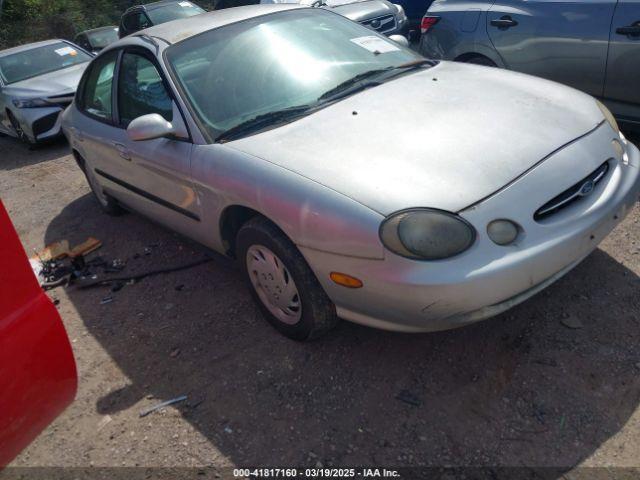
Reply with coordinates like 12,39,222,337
360,14,397,34
32,111,61,137
534,161,610,221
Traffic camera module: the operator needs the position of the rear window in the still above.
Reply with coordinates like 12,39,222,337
0,42,91,85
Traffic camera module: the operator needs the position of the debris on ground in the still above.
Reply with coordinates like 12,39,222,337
76,258,212,290
68,237,102,258
32,237,101,262
100,295,113,305
139,395,188,418
395,390,422,407
560,315,584,329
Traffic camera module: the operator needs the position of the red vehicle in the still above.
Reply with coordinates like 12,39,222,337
0,201,77,467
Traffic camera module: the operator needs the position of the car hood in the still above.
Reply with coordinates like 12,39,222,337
228,61,604,215
3,62,88,98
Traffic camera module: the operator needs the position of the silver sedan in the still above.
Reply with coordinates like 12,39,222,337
0,40,92,145
62,5,640,340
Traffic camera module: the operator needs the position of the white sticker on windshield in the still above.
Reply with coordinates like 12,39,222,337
55,46,78,57
350,36,400,54
179,1,192,6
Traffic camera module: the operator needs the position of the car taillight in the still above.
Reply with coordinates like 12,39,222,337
421,16,440,34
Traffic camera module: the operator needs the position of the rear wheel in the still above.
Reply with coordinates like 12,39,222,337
237,216,339,340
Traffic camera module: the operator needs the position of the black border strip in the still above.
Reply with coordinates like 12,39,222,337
95,168,200,221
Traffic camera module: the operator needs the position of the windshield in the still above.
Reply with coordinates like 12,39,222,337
0,42,91,85
87,28,119,49
147,1,205,24
166,9,422,141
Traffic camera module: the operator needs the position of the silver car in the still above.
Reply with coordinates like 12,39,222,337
62,5,640,340
261,0,409,37
0,40,92,145
418,0,640,129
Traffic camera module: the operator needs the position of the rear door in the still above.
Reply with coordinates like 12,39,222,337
0,201,77,467
603,0,640,122
486,0,617,97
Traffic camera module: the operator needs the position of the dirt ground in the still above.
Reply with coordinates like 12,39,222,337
1,131,640,476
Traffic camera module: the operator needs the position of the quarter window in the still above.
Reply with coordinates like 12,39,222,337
118,52,173,127
80,50,118,120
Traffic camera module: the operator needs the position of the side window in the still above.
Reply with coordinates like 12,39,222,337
139,12,153,30
118,52,173,127
79,50,118,120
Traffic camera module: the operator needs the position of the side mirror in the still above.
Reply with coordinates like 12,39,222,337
127,114,175,141
388,34,409,47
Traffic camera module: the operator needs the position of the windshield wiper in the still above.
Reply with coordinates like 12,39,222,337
317,68,390,102
317,61,435,103
215,104,315,142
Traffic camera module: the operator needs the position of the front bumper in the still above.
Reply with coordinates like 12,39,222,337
300,123,640,332
11,106,66,143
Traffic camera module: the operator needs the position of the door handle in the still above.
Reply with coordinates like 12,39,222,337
113,142,131,161
491,16,518,29
616,23,640,36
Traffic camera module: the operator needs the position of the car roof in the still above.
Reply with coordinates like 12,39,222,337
0,39,69,58
137,4,304,44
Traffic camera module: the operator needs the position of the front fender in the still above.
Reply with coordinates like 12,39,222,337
191,145,385,259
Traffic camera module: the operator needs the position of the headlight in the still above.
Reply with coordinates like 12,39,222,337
13,97,50,108
596,100,619,134
380,208,476,260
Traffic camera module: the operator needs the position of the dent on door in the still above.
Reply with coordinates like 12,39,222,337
486,0,617,97
0,201,77,467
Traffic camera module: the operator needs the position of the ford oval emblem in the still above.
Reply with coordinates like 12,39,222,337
579,179,595,196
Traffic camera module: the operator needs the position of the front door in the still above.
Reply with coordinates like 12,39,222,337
111,49,201,235
486,0,617,97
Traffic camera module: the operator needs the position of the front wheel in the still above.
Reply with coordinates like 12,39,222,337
236,217,339,341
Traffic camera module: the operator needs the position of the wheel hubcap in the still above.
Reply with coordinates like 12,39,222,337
246,245,301,325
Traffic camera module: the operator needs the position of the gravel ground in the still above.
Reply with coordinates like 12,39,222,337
1,132,639,476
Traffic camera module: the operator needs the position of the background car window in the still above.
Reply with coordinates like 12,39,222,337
0,42,92,84
74,34,90,50
87,28,119,49
123,12,151,33
146,2,205,24
80,51,118,120
118,53,173,126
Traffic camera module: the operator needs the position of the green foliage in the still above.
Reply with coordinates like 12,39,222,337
0,0,215,48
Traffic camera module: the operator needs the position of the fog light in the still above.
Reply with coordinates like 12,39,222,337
487,220,519,245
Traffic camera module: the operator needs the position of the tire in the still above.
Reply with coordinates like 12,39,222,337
236,216,339,341
78,157,124,216
461,55,497,67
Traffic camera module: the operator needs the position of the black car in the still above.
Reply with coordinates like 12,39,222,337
118,0,206,38
74,26,119,54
